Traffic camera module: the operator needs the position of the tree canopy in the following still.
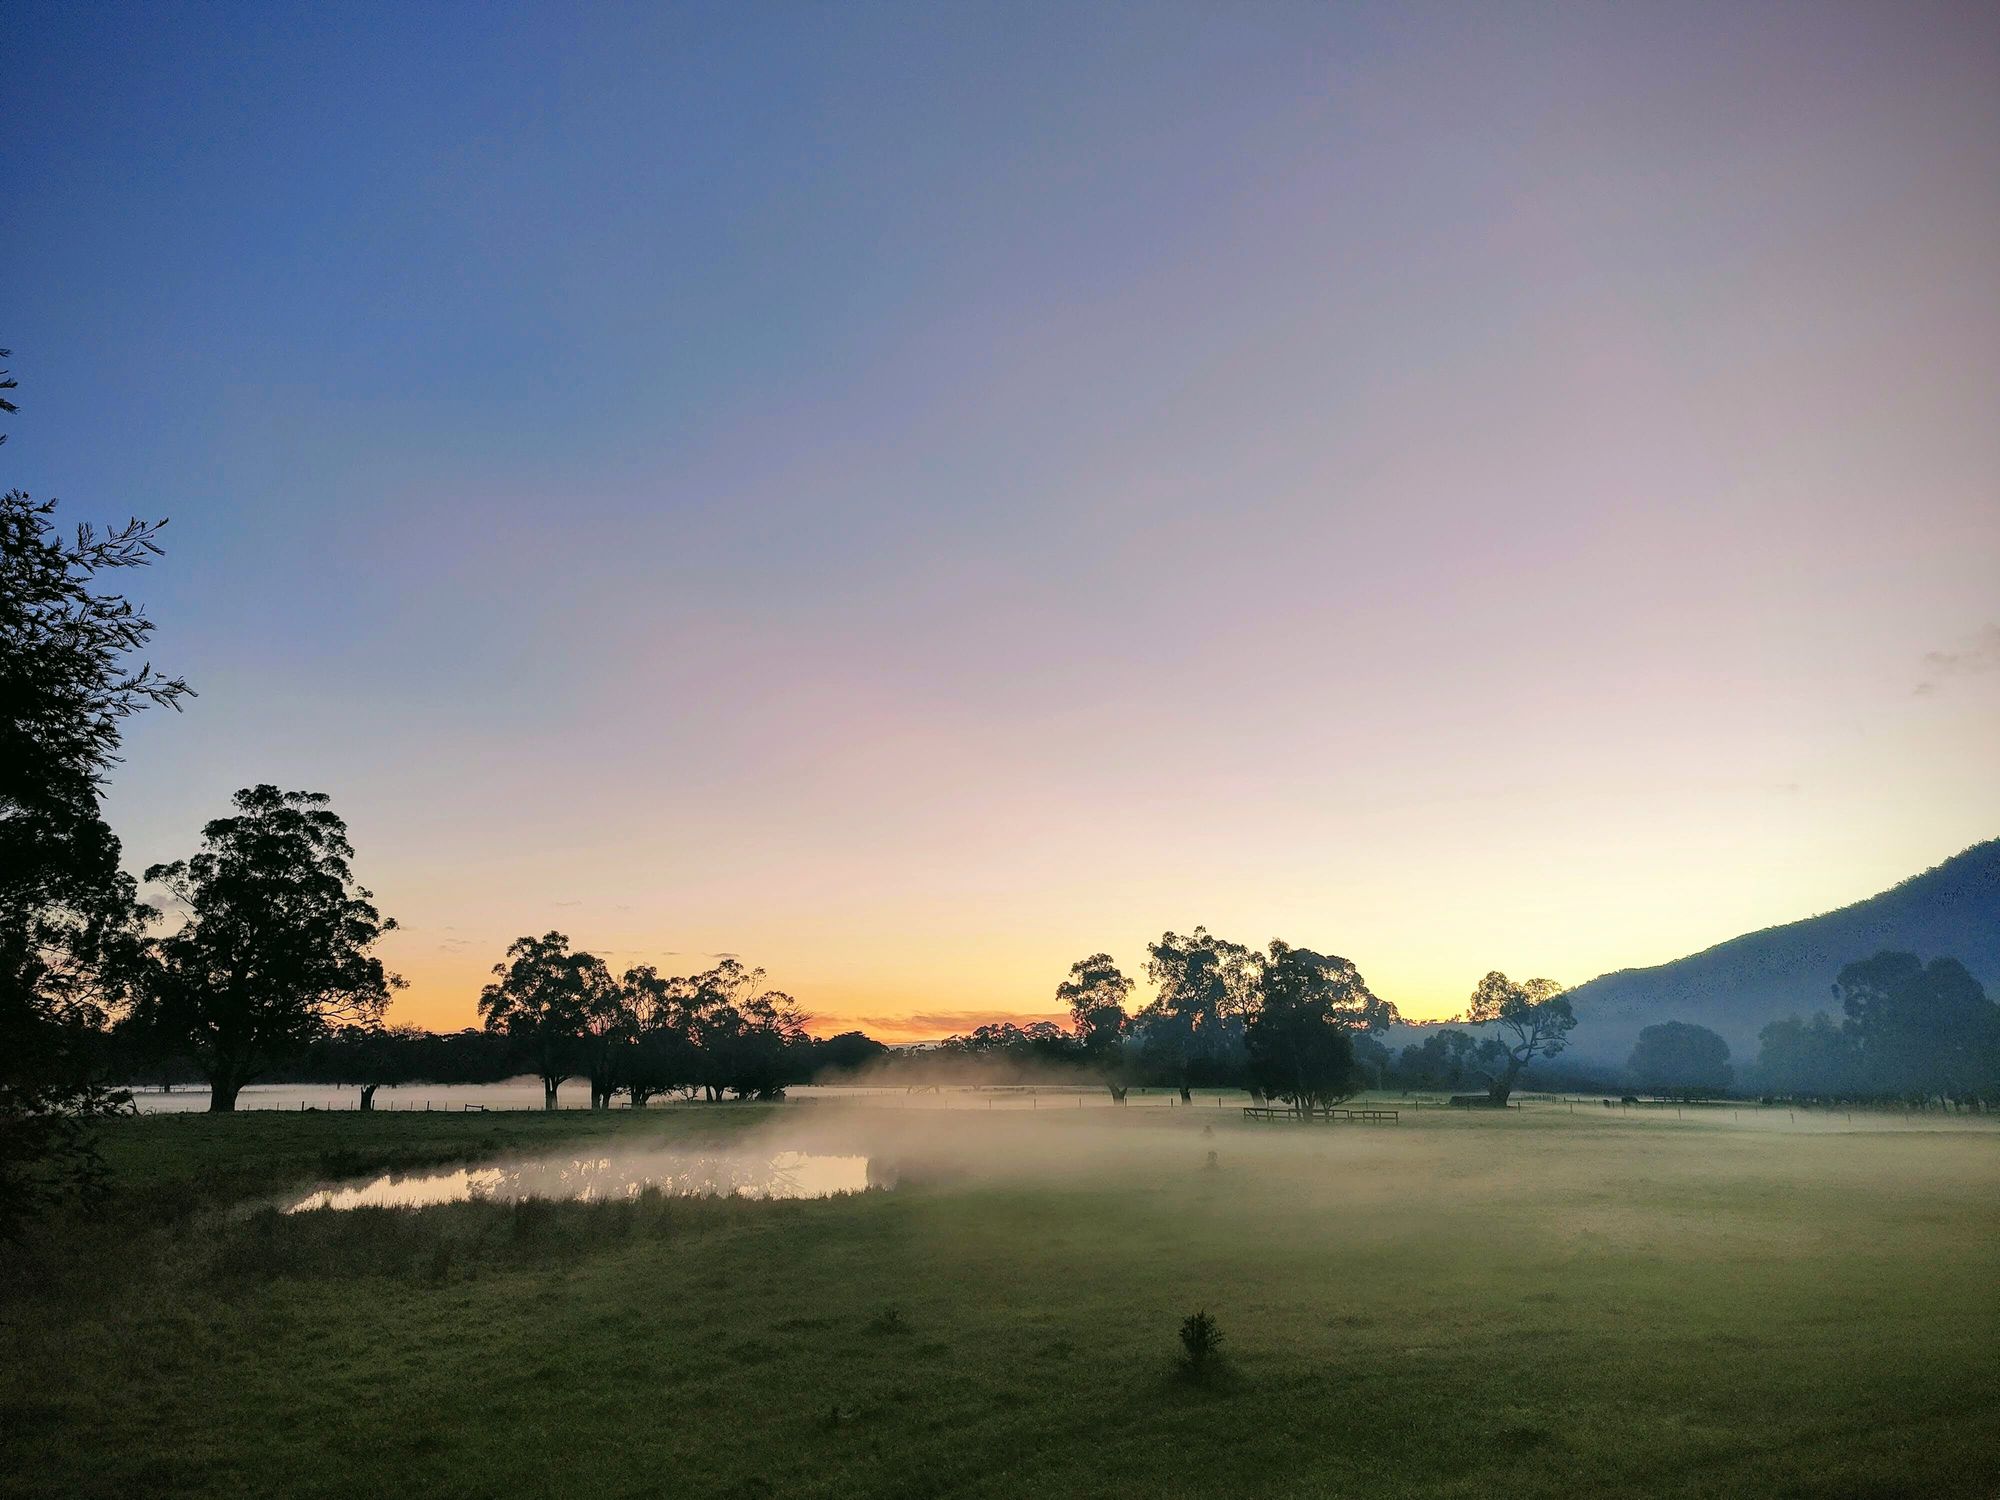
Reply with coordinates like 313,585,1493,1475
1241,941,1375,1111
1,351,190,1225
1626,1020,1732,1099
140,787,400,1111
1058,952,1133,1101
1140,928,1256,1099
1464,970,1575,1105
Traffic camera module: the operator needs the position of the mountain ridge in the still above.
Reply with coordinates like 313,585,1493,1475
1385,838,2000,1069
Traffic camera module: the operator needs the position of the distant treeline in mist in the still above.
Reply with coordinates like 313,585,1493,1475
102,934,2000,1113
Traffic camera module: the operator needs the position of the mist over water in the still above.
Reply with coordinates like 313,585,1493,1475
283,1148,883,1212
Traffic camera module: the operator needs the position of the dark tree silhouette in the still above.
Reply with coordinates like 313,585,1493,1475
1463,971,1575,1105
140,787,399,1111
1140,928,1255,1101
811,1030,889,1078
619,963,697,1105
0,349,190,1228
1242,941,1372,1111
1397,1027,1480,1089
478,932,598,1110
1834,951,1999,1103
1755,1012,1857,1099
1626,1020,1732,1099
571,952,626,1110
1057,952,1133,1101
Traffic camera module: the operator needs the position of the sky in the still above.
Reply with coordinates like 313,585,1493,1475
7,2,1998,1038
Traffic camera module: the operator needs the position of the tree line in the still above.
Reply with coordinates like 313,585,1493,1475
999,934,1578,1110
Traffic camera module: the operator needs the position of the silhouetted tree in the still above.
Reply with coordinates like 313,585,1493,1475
1,349,189,1228
1397,1027,1480,1089
1626,1020,1732,1099
1058,952,1133,1101
810,1030,890,1079
138,787,398,1112
1140,928,1255,1101
1463,971,1575,1106
1755,1012,1857,1100
571,952,626,1110
295,1024,518,1098
677,958,810,1099
1834,951,1999,1104
477,932,601,1109
619,964,697,1105
1242,941,1369,1111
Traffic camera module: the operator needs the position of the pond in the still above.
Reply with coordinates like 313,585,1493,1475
282,1148,886,1212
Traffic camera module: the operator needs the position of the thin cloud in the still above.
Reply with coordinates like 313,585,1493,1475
1915,623,2000,696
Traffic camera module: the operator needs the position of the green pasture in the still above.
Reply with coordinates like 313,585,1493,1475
2,1100,1995,1499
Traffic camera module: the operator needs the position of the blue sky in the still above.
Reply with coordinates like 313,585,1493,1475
9,2,1998,1031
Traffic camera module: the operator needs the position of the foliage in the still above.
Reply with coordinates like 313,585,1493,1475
479,944,815,1107
1833,952,1999,1102
1138,928,1256,1097
477,932,603,1109
1057,952,1133,1100
1,354,188,1225
810,1031,890,1078
1396,1027,1481,1089
1463,971,1576,1104
1755,1011,1857,1099
139,787,400,1111
1241,941,1368,1110
1178,1307,1224,1379
1626,1021,1732,1099
1754,951,2000,1103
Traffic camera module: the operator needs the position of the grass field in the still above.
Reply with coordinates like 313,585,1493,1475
3,1099,1996,1499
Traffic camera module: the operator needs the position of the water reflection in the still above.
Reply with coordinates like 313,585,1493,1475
283,1149,885,1213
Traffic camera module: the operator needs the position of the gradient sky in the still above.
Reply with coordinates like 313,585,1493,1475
8,2,1998,1038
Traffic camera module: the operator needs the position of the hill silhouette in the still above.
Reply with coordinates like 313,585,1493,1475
1391,840,2000,1070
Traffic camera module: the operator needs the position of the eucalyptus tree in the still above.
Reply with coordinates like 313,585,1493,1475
1833,951,1998,1103
675,958,809,1099
574,952,629,1109
141,787,400,1111
1626,1021,1733,1100
620,963,699,1106
1463,970,1575,1105
1057,953,1134,1101
1139,928,1256,1101
1242,941,1377,1112
1,348,190,1226
477,931,600,1110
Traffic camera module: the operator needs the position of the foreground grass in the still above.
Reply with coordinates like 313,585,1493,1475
3,1103,1996,1499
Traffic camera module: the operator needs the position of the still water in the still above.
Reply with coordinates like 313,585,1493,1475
282,1148,883,1212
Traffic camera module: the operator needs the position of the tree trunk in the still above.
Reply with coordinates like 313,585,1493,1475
1486,1056,1524,1107
543,1077,559,1111
360,1083,380,1111
1179,1084,1193,1103
209,1076,242,1112
1106,1083,1128,1104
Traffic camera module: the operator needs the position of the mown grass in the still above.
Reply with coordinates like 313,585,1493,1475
2,1102,1996,1498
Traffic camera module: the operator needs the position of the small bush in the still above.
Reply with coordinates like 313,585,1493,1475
866,1306,906,1336
1179,1308,1223,1378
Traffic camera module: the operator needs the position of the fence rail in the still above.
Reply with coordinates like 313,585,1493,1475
1241,1105,1399,1125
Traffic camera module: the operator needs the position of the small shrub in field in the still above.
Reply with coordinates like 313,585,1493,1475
866,1306,906,1335
1179,1309,1223,1378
